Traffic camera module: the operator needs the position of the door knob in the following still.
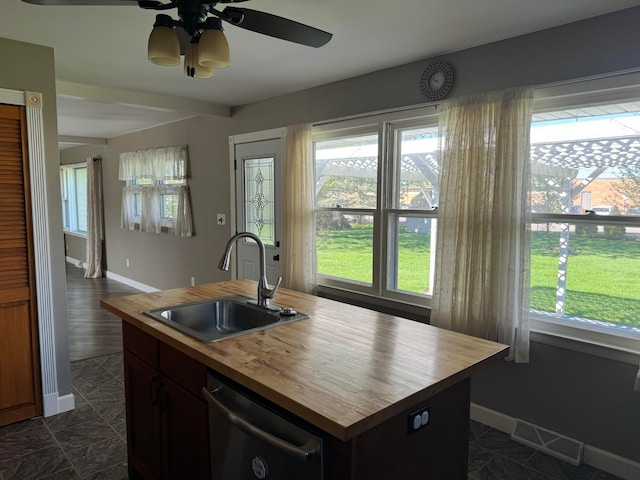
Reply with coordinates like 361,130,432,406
273,255,280,261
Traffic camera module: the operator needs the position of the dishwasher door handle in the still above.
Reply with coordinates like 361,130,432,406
202,387,321,462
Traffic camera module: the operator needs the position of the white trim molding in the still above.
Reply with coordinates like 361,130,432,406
66,256,159,293
470,403,640,480
228,127,286,280
105,271,159,293
0,88,64,417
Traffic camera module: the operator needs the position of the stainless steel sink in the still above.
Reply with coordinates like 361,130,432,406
143,295,307,343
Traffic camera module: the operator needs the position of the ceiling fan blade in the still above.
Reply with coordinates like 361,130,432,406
221,7,332,48
22,0,139,5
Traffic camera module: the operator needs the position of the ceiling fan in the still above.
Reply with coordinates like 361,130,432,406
21,0,333,78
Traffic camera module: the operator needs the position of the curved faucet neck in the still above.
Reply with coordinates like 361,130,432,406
218,231,280,308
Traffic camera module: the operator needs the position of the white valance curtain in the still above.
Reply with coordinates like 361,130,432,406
431,87,534,363
281,123,316,293
119,145,193,237
119,145,187,181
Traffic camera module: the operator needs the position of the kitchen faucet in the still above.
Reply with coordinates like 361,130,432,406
218,232,282,310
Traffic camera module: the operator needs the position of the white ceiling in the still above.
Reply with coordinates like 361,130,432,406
3,0,640,148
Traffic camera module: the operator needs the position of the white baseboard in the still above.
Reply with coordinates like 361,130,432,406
105,270,159,293
470,402,516,434
57,393,75,415
65,256,158,293
470,403,640,480
42,392,75,417
65,256,86,269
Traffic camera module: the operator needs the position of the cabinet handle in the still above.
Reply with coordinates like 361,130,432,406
202,387,320,462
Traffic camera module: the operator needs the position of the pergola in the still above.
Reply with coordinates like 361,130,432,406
316,135,640,209
315,134,640,319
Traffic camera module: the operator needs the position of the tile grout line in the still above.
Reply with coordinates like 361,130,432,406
39,420,81,480
67,355,128,477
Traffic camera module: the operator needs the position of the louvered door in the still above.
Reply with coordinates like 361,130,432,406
0,104,42,426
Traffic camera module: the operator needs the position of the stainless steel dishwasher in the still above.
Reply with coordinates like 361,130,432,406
203,371,324,480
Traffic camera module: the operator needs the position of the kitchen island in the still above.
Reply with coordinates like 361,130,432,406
101,279,508,479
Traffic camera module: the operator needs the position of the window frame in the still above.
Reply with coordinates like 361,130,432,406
312,76,640,356
529,73,640,354
313,107,439,307
60,162,88,236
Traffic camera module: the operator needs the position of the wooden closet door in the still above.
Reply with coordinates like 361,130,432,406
0,103,42,426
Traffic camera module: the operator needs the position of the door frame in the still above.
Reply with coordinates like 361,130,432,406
227,127,285,280
0,88,70,417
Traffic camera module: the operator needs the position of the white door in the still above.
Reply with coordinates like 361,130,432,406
234,138,282,285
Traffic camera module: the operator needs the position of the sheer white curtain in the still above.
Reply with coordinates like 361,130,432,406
431,88,534,363
119,145,193,236
175,185,194,238
281,123,316,293
84,157,103,278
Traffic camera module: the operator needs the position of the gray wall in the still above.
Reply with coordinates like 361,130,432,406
61,117,237,290
0,38,71,396
60,7,640,463
473,342,640,462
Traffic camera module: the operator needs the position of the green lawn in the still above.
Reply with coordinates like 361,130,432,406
317,224,640,328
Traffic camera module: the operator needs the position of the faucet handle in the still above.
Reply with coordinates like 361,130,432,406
263,276,282,299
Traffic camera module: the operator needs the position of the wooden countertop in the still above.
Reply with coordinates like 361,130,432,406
101,279,508,441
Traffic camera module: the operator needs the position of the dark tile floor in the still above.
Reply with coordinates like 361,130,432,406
467,421,623,480
0,352,625,479
0,353,128,480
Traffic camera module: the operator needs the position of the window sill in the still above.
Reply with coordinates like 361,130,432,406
316,284,429,323
530,316,640,366
317,284,640,366
62,230,87,239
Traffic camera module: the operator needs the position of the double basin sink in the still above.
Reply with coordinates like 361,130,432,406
144,295,308,343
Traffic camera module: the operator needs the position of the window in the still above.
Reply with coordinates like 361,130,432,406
313,109,439,304
529,97,640,344
119,145,193,237
130,178,186,224
313,80,640,350
243,156,276,245
60,163,87,235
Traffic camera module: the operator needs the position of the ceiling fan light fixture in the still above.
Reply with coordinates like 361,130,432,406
184,42,214,79
198,27,230,69
148,15,180,66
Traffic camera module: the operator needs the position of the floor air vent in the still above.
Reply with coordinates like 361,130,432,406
511,420,584,466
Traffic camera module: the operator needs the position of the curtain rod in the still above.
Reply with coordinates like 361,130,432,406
312,102,439,128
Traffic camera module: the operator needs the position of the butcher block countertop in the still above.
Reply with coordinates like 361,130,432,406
101,279,508,442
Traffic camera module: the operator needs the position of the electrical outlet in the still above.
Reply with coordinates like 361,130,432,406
191,276,196,287
216,214,226,225
407,405,430,434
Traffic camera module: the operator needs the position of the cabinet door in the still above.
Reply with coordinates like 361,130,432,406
124,351,163,480
161,377,211,480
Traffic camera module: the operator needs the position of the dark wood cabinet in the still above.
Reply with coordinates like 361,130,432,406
124,351,163,480
123,322,210,480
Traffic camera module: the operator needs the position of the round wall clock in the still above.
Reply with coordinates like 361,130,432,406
420,61,454,101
